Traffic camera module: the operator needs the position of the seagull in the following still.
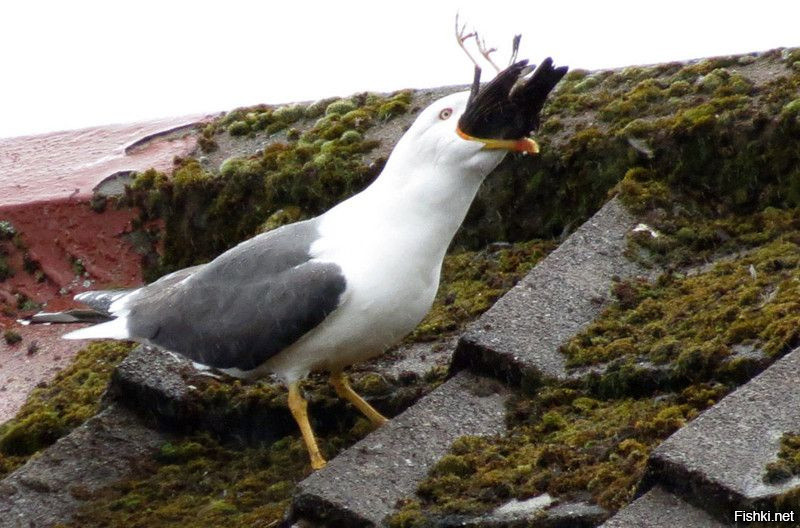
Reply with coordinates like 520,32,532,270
60,57,567,469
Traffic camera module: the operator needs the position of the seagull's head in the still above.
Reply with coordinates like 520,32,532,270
389,57,567,184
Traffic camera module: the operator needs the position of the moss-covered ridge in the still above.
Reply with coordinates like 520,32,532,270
389,198,800,526
387,47,800,526
410,239,555,342
388,383,727,527
459,47,800,248
123,90,412,280
565,218,800,374
0,341,133,479
0,233,553,525
765,432,800,484
388,233,800,525
8,47,800,525
56,431,365,528
121,48,800,286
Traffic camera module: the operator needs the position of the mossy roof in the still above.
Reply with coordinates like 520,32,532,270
2,46,800,526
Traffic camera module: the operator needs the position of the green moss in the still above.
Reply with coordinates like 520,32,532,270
387,500,427,528
89,194,108,213
409,240,554,341
123,91,411,280
60,433,337,528
70,256,86,276
764,433,800,484
227,120,250,137
782,97,800,116
102,51,800,521
341,109,372,130
351,372,392,397
3,329,22,345
173,158,211,188
264,121,287,135
540,116,563,133
0,220,15,240
155,440,208,464
325,98,357,116
258,206,303,233
0,220,18,281
542,54,800,246
0,341,133,478
15,293,42,312
375,90,412,121
272,104,304,124
783,49,800,67
388,52,800,523
340,129,362,144
573,75,600,92
52,362,450,527
0,255,11,281
304,97,337,119
124,50,800,281
22,253,40,276
666,80,692,97
563,229,800,377
389,385,723,523
198,124,218,153
250,112,273,132
378,100,409,120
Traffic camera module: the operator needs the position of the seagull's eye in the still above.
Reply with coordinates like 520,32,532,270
438,108,453,120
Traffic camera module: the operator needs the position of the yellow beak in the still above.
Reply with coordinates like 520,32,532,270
456,126,540,154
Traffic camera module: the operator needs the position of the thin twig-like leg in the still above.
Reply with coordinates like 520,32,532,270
455,13,480,69
475,32,500,73
509,34,522,66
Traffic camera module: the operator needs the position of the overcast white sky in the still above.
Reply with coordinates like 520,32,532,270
2,0,799,139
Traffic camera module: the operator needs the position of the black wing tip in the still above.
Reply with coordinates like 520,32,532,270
530,57,569,84
516,57,569,102
458,55,568,140
467,65,482,107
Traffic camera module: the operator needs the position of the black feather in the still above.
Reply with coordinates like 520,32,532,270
458,57,567,140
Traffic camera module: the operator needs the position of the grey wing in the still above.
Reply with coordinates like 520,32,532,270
75,266,202,314
121,220,347,370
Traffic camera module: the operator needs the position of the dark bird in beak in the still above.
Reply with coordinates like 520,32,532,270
457,58,568,154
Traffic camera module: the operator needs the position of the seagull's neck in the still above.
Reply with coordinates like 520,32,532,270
383,172,481,246
314,144,503,282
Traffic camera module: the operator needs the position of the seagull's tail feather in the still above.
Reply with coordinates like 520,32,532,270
63,317,130,340
75,289,134,314
29,309,113,324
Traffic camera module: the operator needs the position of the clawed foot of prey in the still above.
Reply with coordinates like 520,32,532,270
455,14,522,73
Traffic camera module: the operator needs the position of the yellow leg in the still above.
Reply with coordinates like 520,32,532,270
288,381,327,470
330,371,388,427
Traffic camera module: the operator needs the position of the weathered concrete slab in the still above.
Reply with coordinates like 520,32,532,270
110,344,196,423
432,496,608,528
601,486,728,527
112,342,453,445
111,344,308,445
0,404,167,528
289,371,509,527
453,197,645,384
644,345,800,521
363,337,457,380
